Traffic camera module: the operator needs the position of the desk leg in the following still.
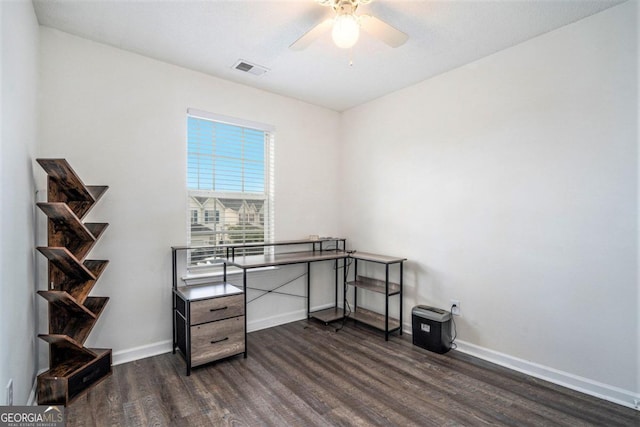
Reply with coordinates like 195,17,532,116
354,259,358,315
306,262,311,318
243,268,248,358
399,262,403,336
172,249,177,354
334,259,338,310
186,301,192,375
172,293,176,354
343,257,348,318
385,264,389,341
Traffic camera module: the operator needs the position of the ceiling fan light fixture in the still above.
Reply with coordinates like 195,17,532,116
289,0,407,52
332,14,360,49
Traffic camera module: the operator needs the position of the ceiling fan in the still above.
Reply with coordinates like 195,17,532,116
290,0,408,51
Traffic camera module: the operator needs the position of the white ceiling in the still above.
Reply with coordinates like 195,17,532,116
33,0,625,112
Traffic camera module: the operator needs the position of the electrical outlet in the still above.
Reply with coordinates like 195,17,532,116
6,378,13,406
450,299,461,316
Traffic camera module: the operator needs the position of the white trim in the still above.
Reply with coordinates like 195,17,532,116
27,368,49,406
112,340,173,366
187,108,275,132
248,309,307,332
247,302,336,333
108,303,336,365
27,386,37,406
402,321,412,336
402,323,639,411
454,340,640,411
27,373,42,406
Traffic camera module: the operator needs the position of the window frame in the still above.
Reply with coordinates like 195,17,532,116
186,108,275,269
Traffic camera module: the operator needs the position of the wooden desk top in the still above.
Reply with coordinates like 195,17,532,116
224,250,406,269
175,282,243,301
349,252,406,264
171,237,346,251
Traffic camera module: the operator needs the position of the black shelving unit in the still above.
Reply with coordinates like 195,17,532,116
345,252,406,341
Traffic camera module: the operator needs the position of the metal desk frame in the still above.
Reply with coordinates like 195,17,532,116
171,238,348,367
222,238,349,324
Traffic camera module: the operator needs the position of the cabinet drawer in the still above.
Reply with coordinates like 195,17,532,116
67,349,112,402
190,294,244,325
191,316,245,366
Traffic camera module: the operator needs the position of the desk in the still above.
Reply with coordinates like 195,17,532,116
171,238,347,374
172,239,405,373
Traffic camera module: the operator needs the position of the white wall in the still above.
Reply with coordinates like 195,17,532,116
0,0,40,405
637,0,640,404
38,28,342,364
340,1,638,406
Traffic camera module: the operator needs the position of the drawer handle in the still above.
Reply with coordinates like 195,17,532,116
82,369,100,384
210,337,229,345
209,306,228,312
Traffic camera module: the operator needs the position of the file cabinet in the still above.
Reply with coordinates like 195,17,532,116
173,282,246,375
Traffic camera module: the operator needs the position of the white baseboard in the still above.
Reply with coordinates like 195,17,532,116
402,323,639,411
247,302,335,332
27,368,48,406
27,376,38,406
112,340,173,366
27,388,36,406
109,303,336,365
454,340,639,411
247,309,306,332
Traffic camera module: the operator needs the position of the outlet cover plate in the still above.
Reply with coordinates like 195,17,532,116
450,300,461,316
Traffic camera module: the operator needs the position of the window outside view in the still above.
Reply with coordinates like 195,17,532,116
187,115,273,265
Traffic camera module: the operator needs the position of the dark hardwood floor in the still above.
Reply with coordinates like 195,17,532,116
67,320,639,426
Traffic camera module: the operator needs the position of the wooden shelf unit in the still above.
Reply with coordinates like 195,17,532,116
309,307,346,324
349,307,401,331
346,252,406,341
347,275,401,296
36,158,112,406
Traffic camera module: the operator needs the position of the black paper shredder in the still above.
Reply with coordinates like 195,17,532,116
412,305,452,354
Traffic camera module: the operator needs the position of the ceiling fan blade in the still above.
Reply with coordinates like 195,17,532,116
290,19,334,51
359,14,408,48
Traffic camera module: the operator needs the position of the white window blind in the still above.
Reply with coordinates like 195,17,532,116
187,109,274,265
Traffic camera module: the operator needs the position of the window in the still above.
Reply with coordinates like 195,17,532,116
187,109,274,264
204,209,218,224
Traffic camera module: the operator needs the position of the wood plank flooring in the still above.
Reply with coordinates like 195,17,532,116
66,320,639,426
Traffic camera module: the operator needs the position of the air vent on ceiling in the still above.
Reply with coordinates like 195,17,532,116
232,60,269,76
